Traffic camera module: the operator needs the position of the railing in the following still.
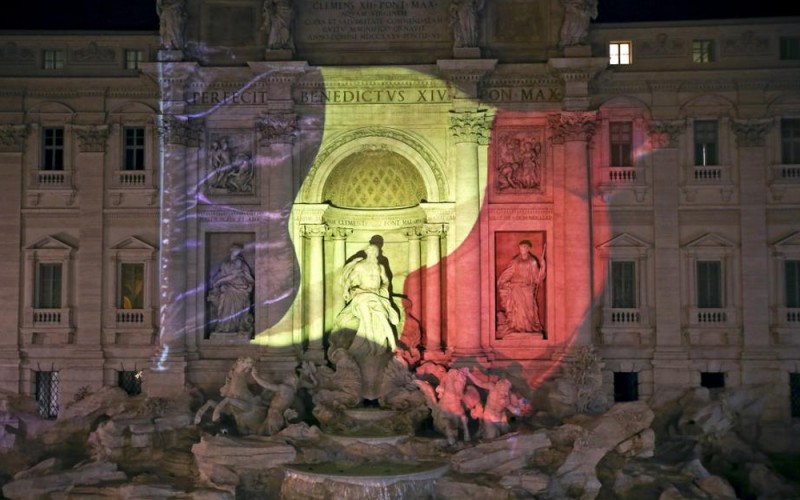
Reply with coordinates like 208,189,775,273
776,307,800,325
605,308,641,325
115,308,152,328
607,167,639,184
691,165,730,183
690,307,734,325
32,308,70,327
36,170,71,187
771,164,800,183
114,169,150,187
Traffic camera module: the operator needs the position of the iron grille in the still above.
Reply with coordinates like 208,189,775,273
35,371,59,419
118,370,143,396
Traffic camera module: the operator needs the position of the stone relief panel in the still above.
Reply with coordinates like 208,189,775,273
494,231,547,340
490,128,546,202
205,232,256,340
205,132,255,197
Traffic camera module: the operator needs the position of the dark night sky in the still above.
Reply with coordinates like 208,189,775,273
0,0,798,30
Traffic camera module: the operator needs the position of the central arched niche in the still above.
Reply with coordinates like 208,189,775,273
322,148,427,209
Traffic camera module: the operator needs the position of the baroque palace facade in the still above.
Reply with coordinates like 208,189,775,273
1,1,799,422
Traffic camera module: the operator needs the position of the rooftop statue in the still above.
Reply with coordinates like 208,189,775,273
156,0,186,51
559,0,598,47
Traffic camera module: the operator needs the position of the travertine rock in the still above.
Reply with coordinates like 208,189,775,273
434,477,514,500
694,475,737,499
499,470,550,494
2,460,126,499
191,434,296,486
450,431,551,475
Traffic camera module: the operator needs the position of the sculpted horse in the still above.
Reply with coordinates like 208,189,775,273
194,356,268,435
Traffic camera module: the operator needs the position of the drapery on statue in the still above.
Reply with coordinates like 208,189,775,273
262,0,295,51
496,240,547,338
337,243,399,355
156,0,186,50
207,244,255,334
450,0,485,48
559,0,598,47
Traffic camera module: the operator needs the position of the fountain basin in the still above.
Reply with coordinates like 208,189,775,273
281,461,449,500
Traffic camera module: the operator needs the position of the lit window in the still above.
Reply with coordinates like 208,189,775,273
42,49,65,69
609,42,632,65
696,260,722,309
786,260,800,309
36,263,62,309
780,37,800,60
119,263,145,309
694,120,718,166
41,127,64,171
123,128,146,171
614,372,638,402
610,122,633,167
611,260,636,309
782,119,800,165
692,40,715,63
125,49,144,70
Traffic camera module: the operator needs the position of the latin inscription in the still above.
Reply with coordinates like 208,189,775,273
298,0,448,44
297,88,450,104
188,91,270,106
482,87,563,103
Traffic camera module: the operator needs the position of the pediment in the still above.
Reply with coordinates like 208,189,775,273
110,236,156,251
26,235,74,251
684,233,736,249
597,233,650,250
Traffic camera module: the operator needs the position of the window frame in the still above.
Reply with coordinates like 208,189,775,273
696,260,723,309
694,119,719,166
613,371,639,402
780,37,800,60
781,118,800,165
692,39,715,63
35,262,63,309
35,371,60,419
42,49,65,69
122,127,146,171
41,126,65,171
124,49,144,70
609,121,633,167
609,41,632,65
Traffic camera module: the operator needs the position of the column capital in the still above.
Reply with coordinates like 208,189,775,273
449,110,492,144
423,223,447,237
647,120,686,149
257,113,297,145
302,223,327,238
404,226,423,239
732,119,772,148
158,116,204,147
327,227,353,240
75,125,109,153
548,111,598,144
0,124,29,152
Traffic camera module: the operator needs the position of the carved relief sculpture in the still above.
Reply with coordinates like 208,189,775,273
559,0,598,47
496,132,544,193
496,239,547,338
262,0,296,52
208,138,254,193
207,244,255,335
156,0,186,51
450,0,485,48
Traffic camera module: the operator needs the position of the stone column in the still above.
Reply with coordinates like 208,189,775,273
0,125,27,393
549,112,597,348
303,223,327,359
648,120,692,387
146,115,203,397
257,113,297,347
329,227,352,318
423,224,444,355
449,111,488,359
404,227,422,329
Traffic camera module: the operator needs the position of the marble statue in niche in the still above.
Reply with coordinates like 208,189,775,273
496,239,547,338
496,134,543,192
450,0,485,48
208,138,254,194
262,0,295,51
559,0,597,47
207,244,255,335
156,0,186,50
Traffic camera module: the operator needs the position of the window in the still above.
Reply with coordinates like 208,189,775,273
692,40,715,63
782,119,800,165
701,372,725,389
611,260,636,308
694,120,718,166
614,372,639,402
609,42,632,65
123,128,145,171
42,49,65,69
696,260,723,309
780,37,800,60
609,122,633,167
118,370,143,396
791,373,800,418
41,127,64,171
787,260,800,309
35,371,59,419
124,49,144,70
120,263,145,309
36,263,62,309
